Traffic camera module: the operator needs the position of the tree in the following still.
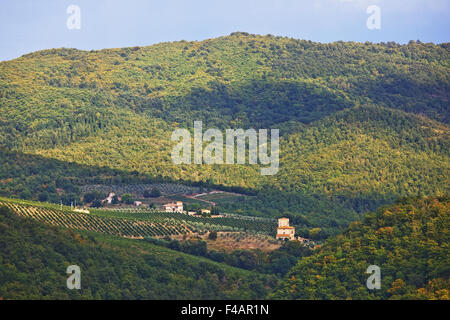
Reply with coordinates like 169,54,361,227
143,189,151,198
211,206,220,215
144,188,161,198
200,209,211,218
20,189,32,200
308,228,322,240
91,199,103,208
83,192,96,203
48,193,61,204
186,203,201,212
111,195,119,204
122,194,134,205
38,192,49,202
208,231,218,240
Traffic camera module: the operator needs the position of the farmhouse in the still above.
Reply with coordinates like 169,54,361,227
133,201,143,207
276,217,295,240
103,192,119,204
163,201,183,213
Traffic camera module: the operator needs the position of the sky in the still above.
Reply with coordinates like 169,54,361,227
0,0,449,61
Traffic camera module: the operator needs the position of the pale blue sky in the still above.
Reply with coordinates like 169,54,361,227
0,0,449,61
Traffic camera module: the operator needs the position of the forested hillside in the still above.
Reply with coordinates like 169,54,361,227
1,196,447,300
0,33,448,237
0,205,276,299
271,196,449,300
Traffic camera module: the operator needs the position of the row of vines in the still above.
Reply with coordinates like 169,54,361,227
0,200,195,238
91,209,277,234
0,198,277,238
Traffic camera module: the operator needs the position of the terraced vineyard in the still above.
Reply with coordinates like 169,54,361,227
91,208,277,234
0,199,195,238
0,198,277,238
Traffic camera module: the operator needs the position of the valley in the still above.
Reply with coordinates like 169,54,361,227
0,33,448,300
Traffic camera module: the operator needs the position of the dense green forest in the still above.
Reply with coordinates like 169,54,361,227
0,205,277,299
0,195,447,300
271,196,449,300
0,33,448,237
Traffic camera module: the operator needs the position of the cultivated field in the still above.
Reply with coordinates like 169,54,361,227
205,232,282,252
0,198,277,239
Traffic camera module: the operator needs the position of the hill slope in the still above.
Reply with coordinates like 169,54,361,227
271,196,449,300
0,33,448,236
0,205,276,299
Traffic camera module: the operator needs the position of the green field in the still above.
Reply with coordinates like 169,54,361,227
196,192,248,204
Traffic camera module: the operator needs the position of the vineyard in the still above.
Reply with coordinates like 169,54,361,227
0,198,277,239
90,207,277,234
0,199,195,238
